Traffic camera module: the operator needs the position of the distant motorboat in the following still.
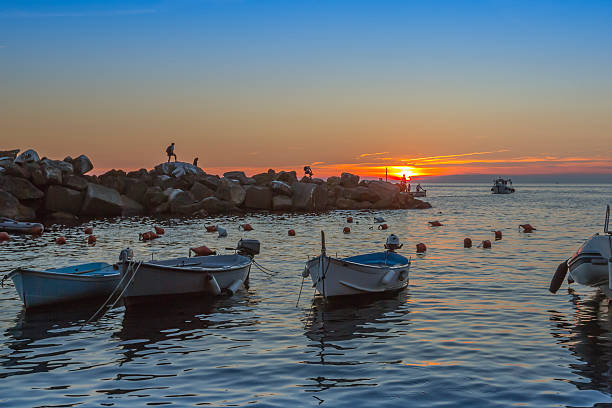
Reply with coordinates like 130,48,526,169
119,239,260,306
4,262,120,309
303,232,410,299
550,205,612,298
0,217,44,235
491,177,515,194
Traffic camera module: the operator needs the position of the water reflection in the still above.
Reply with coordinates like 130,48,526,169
551,289,612,396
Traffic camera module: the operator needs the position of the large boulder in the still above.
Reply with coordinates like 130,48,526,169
45,185,83,214
252,171,275,186
216,178,246,206
223,171,249,184
0,175,44,200
336,197,359,210
72,154,93,175
80,183,122,216
190,181,214,201
367,181,400,202
198,174,221,190
168,190,195,214
120,195,145,215
0,149,19,160
14,149,40,164
292,183,317,211
154,162,204,178
40,161,63,185
143,186,167,208
272,195,293,211
3,162,30,179
40,158,73,175
199,196,232,215
0,190,35,220
276,170,298,185
271,180,292,196
123,177,148,204
340,172,360,188
63,174,88,191
244,186,273,210
343,186,378,203
326,176,340,186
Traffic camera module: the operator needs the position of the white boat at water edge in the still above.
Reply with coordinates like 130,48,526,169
303,232,411,299
119,239,260,306
491,177,515,194
550,205,612,298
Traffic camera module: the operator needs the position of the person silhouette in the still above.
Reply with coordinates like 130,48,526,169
166,143,177,162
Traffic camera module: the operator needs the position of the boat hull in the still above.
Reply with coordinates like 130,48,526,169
567,234,612,296
9,267,120,309
306,254,410,298
122,254,252,305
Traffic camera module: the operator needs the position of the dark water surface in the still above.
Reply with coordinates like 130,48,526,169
1,184,611,407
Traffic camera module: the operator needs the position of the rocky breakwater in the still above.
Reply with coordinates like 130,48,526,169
0,149,431,225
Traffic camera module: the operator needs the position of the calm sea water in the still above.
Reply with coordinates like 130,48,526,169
1,183,611,408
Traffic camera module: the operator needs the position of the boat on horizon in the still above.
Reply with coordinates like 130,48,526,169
303,232,411,299
491,177,515,194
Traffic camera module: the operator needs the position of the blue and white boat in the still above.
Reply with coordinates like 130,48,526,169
303,233,411,298
4,262,120,309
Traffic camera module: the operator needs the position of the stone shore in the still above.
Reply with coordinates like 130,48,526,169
0,149,431,225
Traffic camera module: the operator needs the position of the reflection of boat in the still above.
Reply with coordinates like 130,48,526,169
4,262,120,309
491,177,515,194
119,239,260,306
0,217,44,234
550,205,612,298
303,233,410,298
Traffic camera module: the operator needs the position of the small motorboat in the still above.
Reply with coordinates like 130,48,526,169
412,184,426,197
0,217,44,235
119,239,260,306
550,205,612,297
303,232,410,299
491,177,515,194
3,262,120,309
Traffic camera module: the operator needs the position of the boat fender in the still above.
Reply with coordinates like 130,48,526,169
494,230,502,240
239,224,253,231
225,279,243,296
374,217,385,223
416,243,427,253
0,232,10,242
347,216,353,223
482,240,492,249
190,245,216,257
519,224,536,233
288,229,296,236
343,227,351,234
217,227,227,238
464,238,472,248
139,231,158,241
428,221,443,227
205,225,218,233
84,227,93,235
55,236,66,245
154,226,165,235
399,270,408,281
378,223,388,230
203,273,222,296
302,266,310,277
381,270,397,285
29,225,44,235
87,235,97,245
549,261,568,294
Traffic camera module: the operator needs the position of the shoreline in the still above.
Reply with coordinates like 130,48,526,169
0,149,431,226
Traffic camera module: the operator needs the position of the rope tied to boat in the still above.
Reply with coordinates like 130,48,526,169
0,270,17,287
251,259,281,276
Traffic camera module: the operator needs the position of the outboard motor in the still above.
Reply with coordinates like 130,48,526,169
384,234,403,252
119,247,134,263
236,239,261,258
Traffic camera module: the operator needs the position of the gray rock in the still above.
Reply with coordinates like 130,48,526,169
340,172,360,188
199,174,221,190
72,154,93,175
223,171,249,184
40,161,63,185
120,195,145,215
310,178,325,185
14,149,40,164
271,180,292,196
169,190,195,214
216,178,246,206
80,183,122,216
336,197,358,210
29,165,46,186
63,156,73,163
292,183,317,211
272,195,293,211
252,172,274,186
0,175,44,200
199,196,232,215
123,177,148,204
63,174,88,191
244,186,273,210
343,186,378,202
45,185,83,214
190,181,214,201
326,176,340,186
276,170,298,185
3,162,30,179
0,190,35,220
45,211,79,226
40,158,73,175
0,149,19,160
143,186,167,208
154,162,204,178
367,181,400,202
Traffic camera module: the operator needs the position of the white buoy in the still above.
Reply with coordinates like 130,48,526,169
380,270,397,285
226,279,243,295
203,274,221,295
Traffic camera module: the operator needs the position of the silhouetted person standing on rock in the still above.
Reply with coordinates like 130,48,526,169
166,143,177,162
193,157,199,167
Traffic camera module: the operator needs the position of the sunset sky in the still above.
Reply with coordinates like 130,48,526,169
1,0,611,179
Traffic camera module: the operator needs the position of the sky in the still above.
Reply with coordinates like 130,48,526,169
1,0,611,179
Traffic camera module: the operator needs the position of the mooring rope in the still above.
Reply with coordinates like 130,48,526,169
252,260,281,276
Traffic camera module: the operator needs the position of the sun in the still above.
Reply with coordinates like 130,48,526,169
390,166,417,179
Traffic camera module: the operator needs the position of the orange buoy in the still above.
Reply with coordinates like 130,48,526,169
154,226,165,235
84,226,93,235
0,232,10,242
87,235,97,245
428,221,443,227
288,229,296,236
239,224,254,231
55,236,66,245
494,230,502,240
347,216,353,223
464,238,472,248
482,240,492,248
139,231,158,241
205,225,218,233
343,227,351,234
378,223,388,230
416,243,427,253
190,245,216,256
520,224,536,233
29,225,44,235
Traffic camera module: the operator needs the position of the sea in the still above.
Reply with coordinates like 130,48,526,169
1,183,611,408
